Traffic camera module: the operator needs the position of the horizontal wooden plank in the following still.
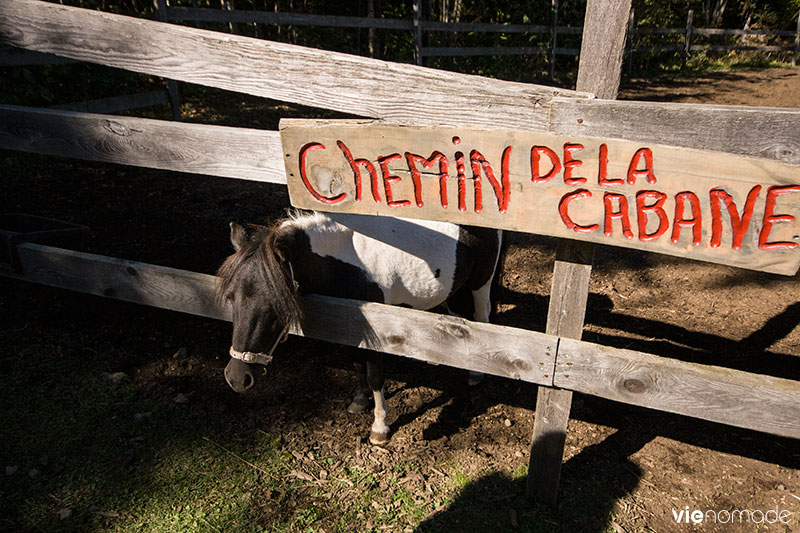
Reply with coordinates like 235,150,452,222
7,243,799,439
280,119,800,275
302,295,556,383
421,20,551,33
693,27,796,37
421,46,547,57
548,98,800,166
421,46,579,57
13,243,226,320
630,27,796,37
0,105,286,183
50,90,169,114
631,27,685,35
0,0,590,131
8,243,556,384
690,44,792,53
166,7,414,30
554,337,800,440
632,45,684,54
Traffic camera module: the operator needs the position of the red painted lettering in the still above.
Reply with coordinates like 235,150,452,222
598,143,624,187
603,193,633,239
378,153,410,208
405,151,449,209
627,148,657,185
709,186,761,250
470,147,512,214
455,150,467,212
563,143,586,185
558,189,599,233
337,140,379,203
671,191,702,246
759,185,800,250
636,190,668,241
300,142,345,205
530,146,561,183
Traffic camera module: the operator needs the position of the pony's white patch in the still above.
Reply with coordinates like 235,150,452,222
284,212,460,309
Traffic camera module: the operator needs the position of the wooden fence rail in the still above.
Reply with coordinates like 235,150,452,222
0,0,588,132
6,243,800,440
159,3,800,63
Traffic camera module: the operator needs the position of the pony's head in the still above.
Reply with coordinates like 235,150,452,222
216,222,301,393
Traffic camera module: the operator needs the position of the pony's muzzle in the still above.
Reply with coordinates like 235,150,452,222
224,357,258,393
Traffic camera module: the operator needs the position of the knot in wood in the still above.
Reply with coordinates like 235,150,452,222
386,335,405,346
622,378,646,394
103,119,131,136
434,319,470,340
511,358,531,372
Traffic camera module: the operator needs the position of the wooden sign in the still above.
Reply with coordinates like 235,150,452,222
280,119,800,275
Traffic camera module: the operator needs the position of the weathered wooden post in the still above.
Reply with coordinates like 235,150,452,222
682,9,693,70
549,0,558,78
153,0,183,121
526,0,632,507
413,0,422,65
368,0,377,59
627,7,635,76
793,10,799,67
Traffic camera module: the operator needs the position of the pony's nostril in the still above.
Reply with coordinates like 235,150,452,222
242,372,254,389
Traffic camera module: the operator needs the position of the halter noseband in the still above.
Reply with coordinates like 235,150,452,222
229,325,288,366
228,263,297,366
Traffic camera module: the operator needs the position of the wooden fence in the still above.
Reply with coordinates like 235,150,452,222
1,0,799,506
4,2,797,117
157,1,800,68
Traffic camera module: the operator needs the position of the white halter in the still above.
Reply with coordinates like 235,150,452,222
229,325,288,366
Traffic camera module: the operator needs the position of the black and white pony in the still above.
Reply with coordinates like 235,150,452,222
217,211,502,444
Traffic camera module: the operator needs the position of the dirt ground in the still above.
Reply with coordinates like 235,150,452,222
2,67,800,532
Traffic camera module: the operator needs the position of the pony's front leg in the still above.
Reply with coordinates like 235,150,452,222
347,359,372,414
366,353,389,445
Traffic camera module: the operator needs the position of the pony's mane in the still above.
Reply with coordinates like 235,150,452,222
216,222,302,328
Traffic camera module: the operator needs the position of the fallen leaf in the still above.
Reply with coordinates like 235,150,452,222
290,470,313,481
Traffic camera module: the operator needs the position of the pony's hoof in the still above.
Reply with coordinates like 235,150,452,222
369,431,390,446
347,397,371,414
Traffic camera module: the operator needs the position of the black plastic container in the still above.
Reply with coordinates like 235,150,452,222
0,213,89,273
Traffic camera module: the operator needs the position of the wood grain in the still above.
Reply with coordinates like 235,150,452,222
5,1,800,165
280,119,800,275
7,244,800,438
0,0,589,131
528,0,630,505
14,243,226,320
555,337,800,439
8,244,556,385
0,105,286,183
548,99,800,167
575,0,631,100
302,295,556,384
6,244,800,440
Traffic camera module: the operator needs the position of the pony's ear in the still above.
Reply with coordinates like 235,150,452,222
229,222,248,251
